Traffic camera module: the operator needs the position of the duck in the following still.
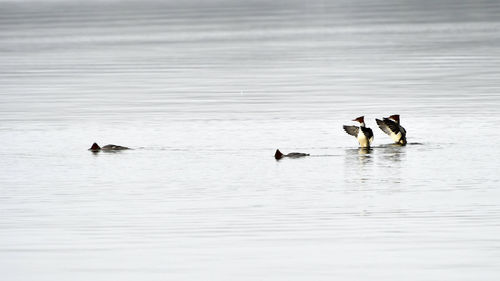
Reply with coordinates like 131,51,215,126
274,149,310,160
375,114,407,145
343,116,374,148
89,142,130,152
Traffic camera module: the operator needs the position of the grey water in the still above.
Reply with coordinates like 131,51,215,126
1,0,500,280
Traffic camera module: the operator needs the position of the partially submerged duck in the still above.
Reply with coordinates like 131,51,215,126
89,142,130,152
275,149,309,160
376,114,407,145
343,116,374,148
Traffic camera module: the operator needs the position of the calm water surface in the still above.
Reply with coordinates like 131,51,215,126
1,0,500,280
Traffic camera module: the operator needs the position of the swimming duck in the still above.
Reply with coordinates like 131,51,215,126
89,142,130,152
274,149,310,160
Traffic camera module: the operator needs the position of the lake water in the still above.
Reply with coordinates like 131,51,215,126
1,0,500,280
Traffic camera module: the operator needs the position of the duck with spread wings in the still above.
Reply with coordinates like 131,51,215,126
375,114,407,145
343,116,374,148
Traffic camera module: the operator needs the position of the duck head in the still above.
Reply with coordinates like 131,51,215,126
389,114,400,124
352,116,364,123
89,143,101,152
352,116,366,127
274,149,284,160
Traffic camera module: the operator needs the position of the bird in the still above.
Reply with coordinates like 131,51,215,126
274,149,309,160
343,116,374,148
375,114,407,145
89,142,130,152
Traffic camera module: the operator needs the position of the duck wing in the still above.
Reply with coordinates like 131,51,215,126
343,125,359,137
382,118,401,134
360,126,374,142
376,118,392,136
399,125,407,137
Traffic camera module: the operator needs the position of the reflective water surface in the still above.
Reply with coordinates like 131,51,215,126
1,0,500,280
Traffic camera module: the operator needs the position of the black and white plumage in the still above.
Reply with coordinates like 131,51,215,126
376,114,407,145
343,116,374,148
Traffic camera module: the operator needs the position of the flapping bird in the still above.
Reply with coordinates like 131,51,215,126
343,116,374,148
375,114,407,145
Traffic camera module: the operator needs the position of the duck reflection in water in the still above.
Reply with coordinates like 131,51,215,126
381,144,405,162
357,147,372,156
357,147,373,165
343,148,374,185
345,147,374,165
